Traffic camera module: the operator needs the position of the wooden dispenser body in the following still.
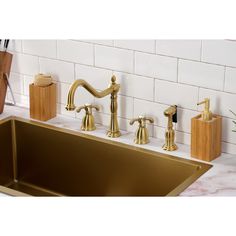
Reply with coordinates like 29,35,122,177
191,114,222,162
0,52,13,114
29,83,56,121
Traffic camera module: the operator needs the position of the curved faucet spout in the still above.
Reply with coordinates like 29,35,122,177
65,75,121,138
65,76,120,111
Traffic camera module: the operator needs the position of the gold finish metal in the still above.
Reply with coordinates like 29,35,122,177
76,104,100,131
163,105,178,151
65,75,121,138
130,116,154,144
0,116,212,196
197,98,213,121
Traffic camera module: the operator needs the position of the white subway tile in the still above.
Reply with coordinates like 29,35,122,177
176,108,199,133
95,95,133,119
95,45,133,73
74,88,95,108
175,131,191,145
156,40,201,60
134,99,168,127
75,64,113,90
57,83,71,104
79,40,113,46
225,67,236,93
11,53,39,75
114,40,155,53
7,93,29,107
8,73,24,94
202,40,236,67
222,117,236,144
222,142,236,154
39,58,74,84
199,88,236,118
153,126,165,141
178,59,224,90
135,52,177,81
57,40,94,65
155,80,199,110
23,75,34,96
93,112,110,127
115,72,154,101
22,40,57,58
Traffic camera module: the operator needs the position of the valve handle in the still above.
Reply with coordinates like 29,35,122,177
130,116,154,126
76,104,100,113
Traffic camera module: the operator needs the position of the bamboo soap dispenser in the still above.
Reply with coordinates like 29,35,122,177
191,98,222,162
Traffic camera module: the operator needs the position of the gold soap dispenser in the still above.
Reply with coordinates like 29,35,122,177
191,98,222,162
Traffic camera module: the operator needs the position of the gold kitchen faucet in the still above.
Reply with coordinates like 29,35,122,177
65,75,121,138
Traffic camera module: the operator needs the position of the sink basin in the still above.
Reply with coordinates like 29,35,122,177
0,117,212,196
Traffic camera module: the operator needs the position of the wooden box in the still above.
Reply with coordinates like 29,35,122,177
0,52,13,114
191,114,222,162
29,83,56,121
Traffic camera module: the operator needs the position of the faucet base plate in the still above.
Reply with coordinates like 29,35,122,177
162,144,178,151
134,139,150,145
81,126,96,131
107,130,121,138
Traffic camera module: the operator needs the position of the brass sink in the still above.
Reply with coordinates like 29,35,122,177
0,117,212,196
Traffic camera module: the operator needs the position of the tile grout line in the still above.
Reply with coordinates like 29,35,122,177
200,40,203,61
176,58,179,82
223,66,226,91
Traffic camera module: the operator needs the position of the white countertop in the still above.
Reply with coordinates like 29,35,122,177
0,105,236,196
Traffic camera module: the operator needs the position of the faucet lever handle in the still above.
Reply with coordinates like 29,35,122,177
129,117,140,126
143,117,154,124
76,104,100,113
130,116,154,126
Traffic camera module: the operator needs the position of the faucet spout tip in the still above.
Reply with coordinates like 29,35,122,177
65,104,76,111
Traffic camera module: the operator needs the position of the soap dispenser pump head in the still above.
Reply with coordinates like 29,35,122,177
197,98,213,121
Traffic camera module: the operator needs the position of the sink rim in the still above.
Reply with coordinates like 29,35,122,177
0,116,212,196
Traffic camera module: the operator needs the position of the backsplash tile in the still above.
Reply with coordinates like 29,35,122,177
156,40,201,60
8,73,24,94
202,40,236,67
22,40,57,58
178,59,225,90
39,57,74,83
115,72,154,101
8,39,236,155
154,79,199,110
11,53,39,75
95,45,133,73
135,52,178,81
57,40,94,65
224,67,236,93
